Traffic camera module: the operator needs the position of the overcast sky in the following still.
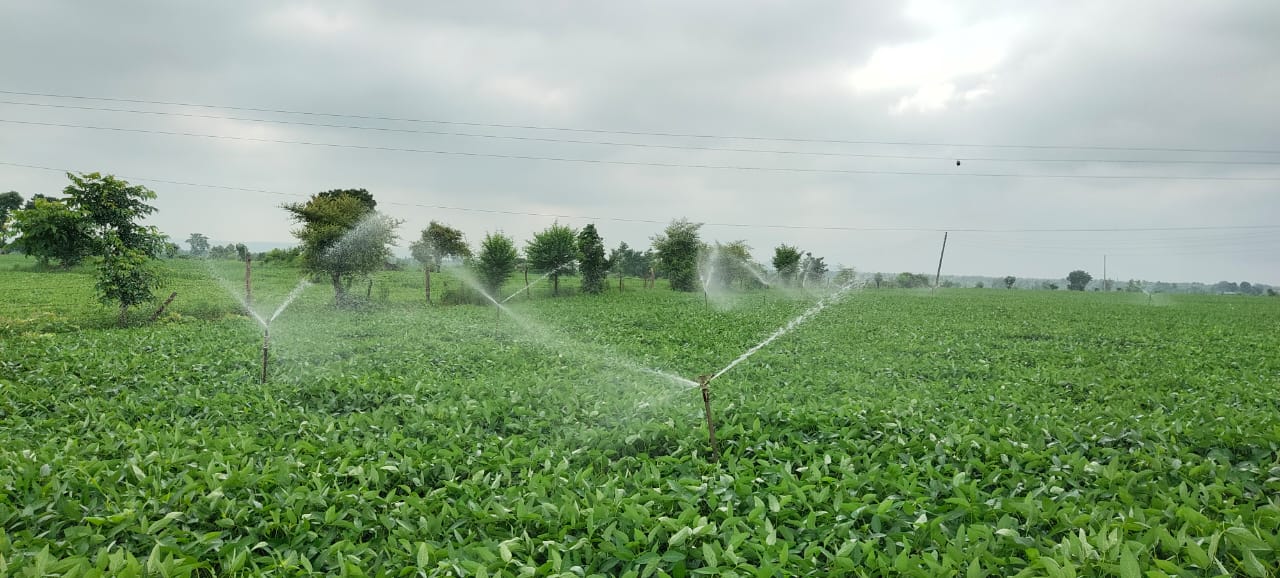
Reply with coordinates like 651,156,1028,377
2,1,1277,284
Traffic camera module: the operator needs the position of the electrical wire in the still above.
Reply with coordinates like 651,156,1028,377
4,118,1279,182
4,88,1278,155
3,99,1276,167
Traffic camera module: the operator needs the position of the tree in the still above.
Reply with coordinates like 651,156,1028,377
53,173,167,324
22,193,52,210
411,221,471,272
475,232,518,297
609,242,652,278
975,281,984,289
96,234,164,326
64,172,163,257
652,219,702,292
1239,281,1255,295
283,190,400,306
801,253,828,286
7,197,95,266
1003,276,1016,289
0,191,22,248
577,224,607,294
1067,270,1093,291
186,233,210,256
1041,281,1059,291
873,272,884,289
525,223,579,295
316,188,376,211
896,272,931,288
772,245,803,286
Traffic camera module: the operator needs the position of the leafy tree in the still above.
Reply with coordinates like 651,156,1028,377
801,253,828,286
7,197,95,266
283,190,400,306
1003,276,1016,289
577,224,607,294
975,281,984,289
235,243,250,262
1268,288,1277,297
1066,270,1093,291
0,191,21,248
96,234,164,326
897,272,931,289
22,193,52,210
873,272,884,289
609,242,652,278
316,188,376,211
410,221,471,272
162,241,180,258
1239,281,1255,295
772,245,802,286
186,233,210,256
708,240,761,289
64,172,163,256
475,232,519,297
652,219,702,292
525,222,579,295
1041,281,1059,290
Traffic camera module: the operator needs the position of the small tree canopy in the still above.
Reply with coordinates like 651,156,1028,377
1004,275,1016,289
1067,270,1093,291
186,233,210,256
410,221,471,271
475,232,518,297
577,224,607,294
526,222,578,295
772,245,802,286
652,218,702,292
8,197,95,266
283,190,400,306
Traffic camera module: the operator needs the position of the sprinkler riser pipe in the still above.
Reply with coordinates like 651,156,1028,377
699,375,719,461
260,327,270,384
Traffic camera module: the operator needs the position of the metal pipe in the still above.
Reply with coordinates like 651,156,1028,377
699,374,719,461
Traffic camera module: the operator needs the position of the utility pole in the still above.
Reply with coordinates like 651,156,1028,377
933,232,949,292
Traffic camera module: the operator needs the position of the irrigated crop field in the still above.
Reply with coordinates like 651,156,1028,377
2,255,1278,577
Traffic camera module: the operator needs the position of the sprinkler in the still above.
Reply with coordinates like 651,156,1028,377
260,327,270,384
697,374,719,461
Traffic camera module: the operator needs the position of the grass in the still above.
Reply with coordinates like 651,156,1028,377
1,253,1278,576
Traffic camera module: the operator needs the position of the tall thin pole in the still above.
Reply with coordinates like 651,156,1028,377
933,232,949,291
699,375,719,461
1103,255,1108,291
244,257,252,305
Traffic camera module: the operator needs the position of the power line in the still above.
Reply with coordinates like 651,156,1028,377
5,118,1279,182
4,99,1276,168
3,88,1279,156
4,159,1279,234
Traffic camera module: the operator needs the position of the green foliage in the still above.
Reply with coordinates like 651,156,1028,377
235,243,249,262
1004,275,1017,289
707,240,761,289
652,218,702,292
475,232,518,297
410,221,471,271
577,224,608,294
897,272,931,288
834,266,857,286
315,188,376,211
95,235,165,326
873,272,884,288
283,191,400,306
2,262,1279,575
185,233,209,256
608,241,653,278
0,190,21,247
7,197,95,266
800,252,827,286
772,244,802,285
1067,269,1093,291
63,172,163,256
525,222,578,295
258,247,302,265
